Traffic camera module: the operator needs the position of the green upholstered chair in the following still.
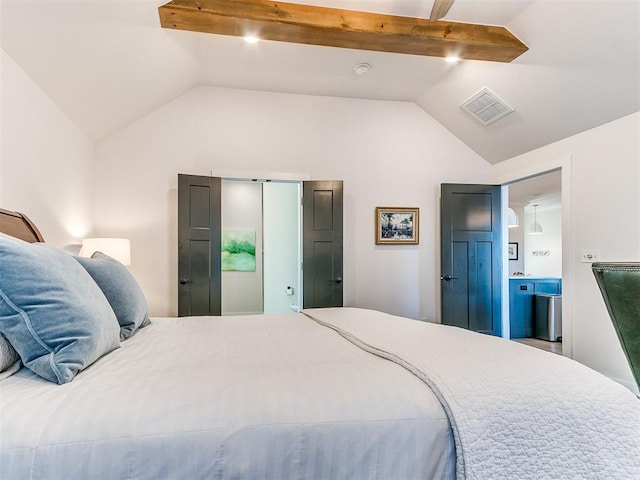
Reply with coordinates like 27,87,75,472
592,263,640,390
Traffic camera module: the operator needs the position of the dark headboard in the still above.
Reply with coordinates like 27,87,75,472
0,208,45,243
592,262,640,391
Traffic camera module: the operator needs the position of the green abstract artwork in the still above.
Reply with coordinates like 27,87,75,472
222,230,256,271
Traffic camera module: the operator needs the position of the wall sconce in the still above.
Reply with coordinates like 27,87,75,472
508,207,520,228
529,204,543,235
81,238,131,265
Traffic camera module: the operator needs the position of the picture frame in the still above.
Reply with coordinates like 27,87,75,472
508,242,519,261
221,230,257,271
375,207,419,245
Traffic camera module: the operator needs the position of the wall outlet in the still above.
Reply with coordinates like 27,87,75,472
581,249,600,263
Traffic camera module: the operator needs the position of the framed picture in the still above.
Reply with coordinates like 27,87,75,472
221,230,256,271
508,242,519,260
375,207,419,245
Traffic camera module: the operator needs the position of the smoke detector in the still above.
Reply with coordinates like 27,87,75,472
461,87,514,126
354,63,370,75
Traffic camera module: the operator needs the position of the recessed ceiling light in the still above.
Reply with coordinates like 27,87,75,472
244,35,260,44
445,56,460,63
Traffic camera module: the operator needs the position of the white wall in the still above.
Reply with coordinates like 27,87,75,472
493,112,640,393
523,206,562,277
507,203,525,275
94,85,492,319
0,50,94,245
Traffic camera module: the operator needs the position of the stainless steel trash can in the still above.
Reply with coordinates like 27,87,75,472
535,294,562,342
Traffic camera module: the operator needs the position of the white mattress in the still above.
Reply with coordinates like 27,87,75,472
0,313,455,479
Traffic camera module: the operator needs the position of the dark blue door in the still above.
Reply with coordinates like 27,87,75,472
440,184,502,336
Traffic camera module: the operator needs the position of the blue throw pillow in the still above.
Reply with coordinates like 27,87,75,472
0,333,21,380
75,251,150,340
0,233,120,384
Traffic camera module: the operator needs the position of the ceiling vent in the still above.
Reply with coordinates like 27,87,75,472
461,87,514,126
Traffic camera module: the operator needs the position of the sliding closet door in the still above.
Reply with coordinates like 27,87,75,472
221,180,263,315
177,174,222,316
302,180,343,308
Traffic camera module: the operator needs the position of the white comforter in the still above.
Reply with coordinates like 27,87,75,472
304,308,640,480
0,311,455,479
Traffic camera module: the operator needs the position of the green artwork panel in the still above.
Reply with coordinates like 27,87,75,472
222,230,256,271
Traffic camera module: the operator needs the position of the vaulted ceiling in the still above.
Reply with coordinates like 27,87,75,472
1,0,638,164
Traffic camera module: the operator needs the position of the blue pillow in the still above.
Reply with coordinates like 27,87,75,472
74,251,150,340
0,334,21,380
0,233,120,384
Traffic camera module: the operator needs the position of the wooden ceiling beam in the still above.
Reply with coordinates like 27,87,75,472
158,0,528,63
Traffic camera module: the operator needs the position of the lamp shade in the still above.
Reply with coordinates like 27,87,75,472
529,222,544,235
507,208,519,228
81,238,131,265
529,204,543,235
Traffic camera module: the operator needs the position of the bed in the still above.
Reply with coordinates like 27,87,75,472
0,208,638,479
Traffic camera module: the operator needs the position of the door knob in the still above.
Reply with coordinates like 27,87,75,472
440,275,459,281
179,279,190,285
333,277,343,284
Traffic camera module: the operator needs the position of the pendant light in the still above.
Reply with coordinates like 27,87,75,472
529,204,543,235
507,208,519,228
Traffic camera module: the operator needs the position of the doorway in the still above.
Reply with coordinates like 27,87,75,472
506,169,563,352
221,179,301,315
506,170,562,278
177,174,344,316
438,174,565,344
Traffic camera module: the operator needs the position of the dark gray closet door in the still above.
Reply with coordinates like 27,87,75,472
303,180,344,308
177,174,221,316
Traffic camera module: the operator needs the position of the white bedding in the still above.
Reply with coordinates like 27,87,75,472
304,308,640,479
3,307,638,480
0,312,455,479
